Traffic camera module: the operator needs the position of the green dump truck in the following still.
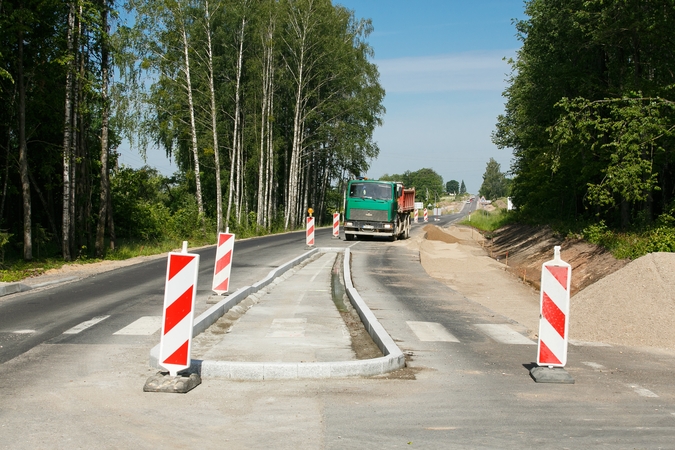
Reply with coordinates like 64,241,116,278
343,179,415,241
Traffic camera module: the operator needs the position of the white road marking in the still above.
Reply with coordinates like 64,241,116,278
570,339,611,347
628,384,659,398
582,361,606,370
406,321,459,342
63,315,110,335
475,324,536,345
266,318,307,338
113,316,162,336
11,330,35,334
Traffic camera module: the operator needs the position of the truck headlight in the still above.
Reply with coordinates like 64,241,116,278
384,224,392,229
346,222,353,226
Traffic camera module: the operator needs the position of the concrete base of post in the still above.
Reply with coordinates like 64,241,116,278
143,371,201,393
529,366,575,384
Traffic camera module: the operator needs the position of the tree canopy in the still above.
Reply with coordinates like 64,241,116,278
0,0,385,261
494,0,675,228
380,168,444,203
445,180,459,194
478,158,509,200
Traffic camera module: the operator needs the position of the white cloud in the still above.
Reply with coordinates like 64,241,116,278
375,50,515,93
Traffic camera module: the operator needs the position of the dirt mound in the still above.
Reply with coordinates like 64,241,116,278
487,224,628,297
570,252,675,349
423,224,462,244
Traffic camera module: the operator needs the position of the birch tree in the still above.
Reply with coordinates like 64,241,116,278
61,1,76,260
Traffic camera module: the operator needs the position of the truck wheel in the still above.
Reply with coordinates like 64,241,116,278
345,233,355,241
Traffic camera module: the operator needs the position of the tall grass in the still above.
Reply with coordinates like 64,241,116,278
460,208,513,232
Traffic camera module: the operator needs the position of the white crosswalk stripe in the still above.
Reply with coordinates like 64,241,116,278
63,316,110,335
628,384,659,398
475,324,536,345
406,321,459,342
113,316,162,336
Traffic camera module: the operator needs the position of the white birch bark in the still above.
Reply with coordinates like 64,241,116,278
61,2,75,261
180,19,205,222
226,16,246,228
204,0,223,232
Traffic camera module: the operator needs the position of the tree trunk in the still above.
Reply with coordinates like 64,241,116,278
181,21,205,225
17,26,32,260
107,187,115,250
95,0,109,258
204,0,222,233
62,2,75,261
226,17,246,229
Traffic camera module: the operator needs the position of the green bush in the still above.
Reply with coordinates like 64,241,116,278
583,221,675,259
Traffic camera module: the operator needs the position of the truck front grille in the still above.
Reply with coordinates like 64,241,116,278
348,209,388,221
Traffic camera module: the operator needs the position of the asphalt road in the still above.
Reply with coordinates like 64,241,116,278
2,203,674,448
0,229,319,365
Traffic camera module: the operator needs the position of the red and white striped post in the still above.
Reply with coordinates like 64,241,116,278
159,241,199,376
332,212,340,238
536,246,571,367
212,230,235,294
423,208,428,222
414,209,418,223
306,216,315,247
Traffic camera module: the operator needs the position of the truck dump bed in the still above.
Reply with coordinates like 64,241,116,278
398,188,415,213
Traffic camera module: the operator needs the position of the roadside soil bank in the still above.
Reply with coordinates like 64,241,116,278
413,223,675,352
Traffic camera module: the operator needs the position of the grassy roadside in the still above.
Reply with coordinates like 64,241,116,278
0,237,211,283
0,225,305,283
460,207,513,233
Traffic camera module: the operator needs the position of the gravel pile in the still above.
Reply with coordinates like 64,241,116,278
570,252,675,350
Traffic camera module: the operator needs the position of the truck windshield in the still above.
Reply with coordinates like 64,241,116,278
349,183,392,200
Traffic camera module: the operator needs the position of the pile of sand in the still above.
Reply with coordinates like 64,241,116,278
570,252,675,349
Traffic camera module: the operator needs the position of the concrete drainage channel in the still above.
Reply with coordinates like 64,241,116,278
149,247,405,380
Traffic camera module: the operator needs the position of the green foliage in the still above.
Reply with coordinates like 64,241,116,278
445,180,459,194
380,168,444,203
459,180,466,195
494,0,675,232
583,221,675,260
478,158,509,200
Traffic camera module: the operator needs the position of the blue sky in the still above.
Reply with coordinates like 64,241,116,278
118,0,526,194
340,0,525,193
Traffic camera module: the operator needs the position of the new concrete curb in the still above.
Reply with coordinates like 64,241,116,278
149,247,405,380
0,282,32,297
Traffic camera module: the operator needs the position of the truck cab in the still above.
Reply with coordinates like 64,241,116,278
343,179,413,241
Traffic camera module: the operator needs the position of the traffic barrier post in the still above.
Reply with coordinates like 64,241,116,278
332,212,340,238
159,241,199,376
306,216,315,247
212,230,235,294
423,208,428,222
414,209,418,223
536,246,571,368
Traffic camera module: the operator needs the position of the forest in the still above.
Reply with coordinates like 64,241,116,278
0,0,384,262
495,0,675,235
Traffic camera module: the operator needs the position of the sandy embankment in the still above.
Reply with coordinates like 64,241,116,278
413,224,675,351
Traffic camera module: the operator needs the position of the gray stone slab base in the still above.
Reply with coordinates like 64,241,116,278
143,371,201,393
529,366,575,384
